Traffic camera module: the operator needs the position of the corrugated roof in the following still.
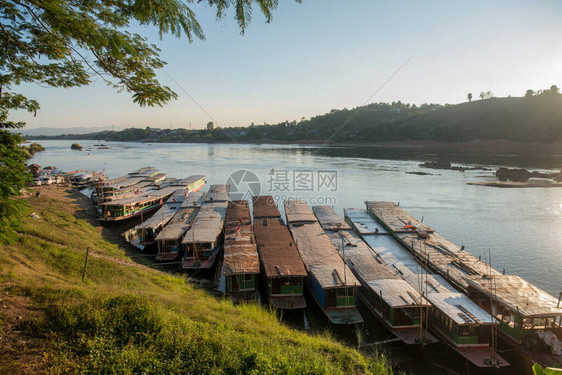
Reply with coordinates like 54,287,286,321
101,184,179,206
312,206,350,231
225,200,251,230
466,274,562,317
205,184,230,202
288,218,360,288
284,200,317,223
365,201,434,233
138,201,182,229
223,229,260,276
156,207,196,241
181,191,205,208
253,217,307,278
172,175,205,186
252,196,281,218
428,292,496,325
367,279,427,308
322,222,428,307
182,203,226,244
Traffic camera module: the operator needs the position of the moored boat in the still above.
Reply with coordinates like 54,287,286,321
154,191,204,262
222,200,260,302
313,206,435,345
346,207,509,367
252,196,307,310
285,200,363,325
181,185,229,269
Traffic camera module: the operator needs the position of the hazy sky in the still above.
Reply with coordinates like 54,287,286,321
11,0,562,130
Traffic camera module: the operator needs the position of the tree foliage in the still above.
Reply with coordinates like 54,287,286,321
0,0,291,242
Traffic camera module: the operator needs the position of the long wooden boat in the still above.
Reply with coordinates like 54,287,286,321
181,185,230,269
364,201,562,366
285,201,363,325
99,175,205,222
222,200,260,303
135,175,206,246
136,189,187,247
313,206,435,345
154,191,204,261
252,196,307,310
94,167,161,204
347,207,509,367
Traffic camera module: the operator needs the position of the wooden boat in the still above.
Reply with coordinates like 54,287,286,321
135,175,206,246
181,185,229,269
285,201,363,325
252,196,307,310
365,201,562,366
222,200,260,302
313,206,435,345
99,175,205,222
154,191,204,261
94,167,161,204
466,274,562,365
136,189,187,247
346,207,508,367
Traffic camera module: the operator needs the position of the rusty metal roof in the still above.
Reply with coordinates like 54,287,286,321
284,200,317,224
253,217,307,278
312,205,351,231
225,200,252,230
252,195,281,218
223,227,260,276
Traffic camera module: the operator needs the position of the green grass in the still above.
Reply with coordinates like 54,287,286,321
0,191,394,374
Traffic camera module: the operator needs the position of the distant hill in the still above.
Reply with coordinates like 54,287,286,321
26,92,562,144
22,126,119,136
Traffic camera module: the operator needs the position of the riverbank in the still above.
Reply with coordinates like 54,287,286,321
0,185,393,374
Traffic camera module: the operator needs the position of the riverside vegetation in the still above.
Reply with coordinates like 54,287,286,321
0,186,394,374
28,88,562,144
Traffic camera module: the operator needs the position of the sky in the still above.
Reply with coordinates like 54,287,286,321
10,0,562,130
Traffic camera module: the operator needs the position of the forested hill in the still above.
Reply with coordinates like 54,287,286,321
28,91,562,144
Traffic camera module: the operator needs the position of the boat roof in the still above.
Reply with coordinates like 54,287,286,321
181,191,205,208
138,201,183,229
223,229,260,276
344,208,389,235
101,184,178,206
172,175,205,186
428,292,496,325
284,200,318,224
252,195,281,218
312,206,350,231
156,207,196,241
205,184,230,203
365,201,434,234
466,274,562,317
367,279,429,308
366,201,501,289
225,200,252,230
287,207,360,288
253,217,307,278
322,225,429,307
182,203,226,244
128,166,159,177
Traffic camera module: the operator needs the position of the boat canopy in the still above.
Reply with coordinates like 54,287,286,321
253,217,307,278
344,208,389,235
252,195,281,219
223,229,260,276
181,191,205,208
156,207,196,241
182,204,226,244
428,292,496,325
285,200,317,224
205,184,230,203
312,205,350,231
467,274,562,317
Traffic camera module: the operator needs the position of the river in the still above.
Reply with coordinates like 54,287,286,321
29,140,562,298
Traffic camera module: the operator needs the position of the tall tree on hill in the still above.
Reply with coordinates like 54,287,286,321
467,93,472,102
0,0,295,242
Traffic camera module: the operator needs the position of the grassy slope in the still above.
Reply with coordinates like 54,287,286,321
0,187,393,374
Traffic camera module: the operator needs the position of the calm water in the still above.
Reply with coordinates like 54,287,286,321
30,140,562,297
